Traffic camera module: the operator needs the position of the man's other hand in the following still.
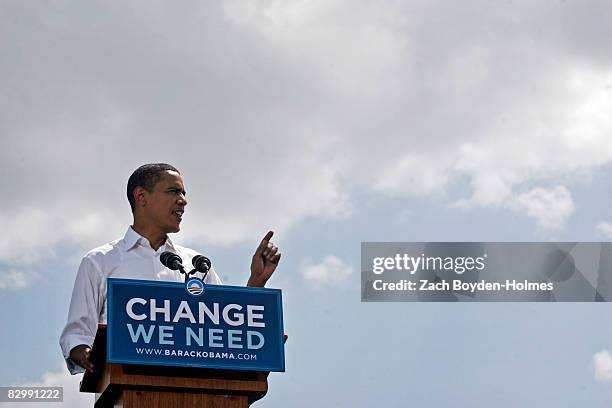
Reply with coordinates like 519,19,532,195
70,344,94,373
248,231,281,287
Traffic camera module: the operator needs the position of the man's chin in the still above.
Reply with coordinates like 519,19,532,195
166,224,181,233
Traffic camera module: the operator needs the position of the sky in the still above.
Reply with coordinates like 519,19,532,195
0,0,611,406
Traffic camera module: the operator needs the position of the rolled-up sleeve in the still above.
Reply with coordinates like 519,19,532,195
59,256,102,374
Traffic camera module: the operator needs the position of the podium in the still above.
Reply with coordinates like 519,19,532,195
80,325,269,407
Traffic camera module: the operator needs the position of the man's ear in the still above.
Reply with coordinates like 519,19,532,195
133,186,148,208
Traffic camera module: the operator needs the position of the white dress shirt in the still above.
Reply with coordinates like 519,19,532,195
59,226,222,374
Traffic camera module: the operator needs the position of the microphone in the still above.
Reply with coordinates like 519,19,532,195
192,255,211,276
160,251,185,272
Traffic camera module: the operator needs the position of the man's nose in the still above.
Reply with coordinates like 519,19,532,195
178,193,187,206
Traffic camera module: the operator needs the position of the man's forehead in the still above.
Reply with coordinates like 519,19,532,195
157,170,184,187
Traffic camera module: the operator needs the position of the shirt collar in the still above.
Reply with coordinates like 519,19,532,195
124,226,177,252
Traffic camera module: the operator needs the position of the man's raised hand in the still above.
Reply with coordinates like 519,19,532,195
248,231,281,287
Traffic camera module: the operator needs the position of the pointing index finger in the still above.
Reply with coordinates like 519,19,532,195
257,231,274,254
261,230,273,245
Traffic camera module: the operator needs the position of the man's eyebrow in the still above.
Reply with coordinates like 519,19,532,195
166,186,186,194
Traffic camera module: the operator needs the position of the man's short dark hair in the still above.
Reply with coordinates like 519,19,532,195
127,163,179,212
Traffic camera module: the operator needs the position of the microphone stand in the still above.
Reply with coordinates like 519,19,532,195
181,267,208,283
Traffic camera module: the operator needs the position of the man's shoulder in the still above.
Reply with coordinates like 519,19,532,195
172,243,199,257
82,237,123,262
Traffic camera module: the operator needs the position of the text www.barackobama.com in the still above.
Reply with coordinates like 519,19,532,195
135,347,258,360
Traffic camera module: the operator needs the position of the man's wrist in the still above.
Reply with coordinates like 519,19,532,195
69,344,88,358
247,276,266,287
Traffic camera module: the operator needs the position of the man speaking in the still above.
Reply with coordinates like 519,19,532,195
59,163,281,374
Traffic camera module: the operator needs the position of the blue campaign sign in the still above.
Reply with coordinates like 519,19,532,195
107,278,285,372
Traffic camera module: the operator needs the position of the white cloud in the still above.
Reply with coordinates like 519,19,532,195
0,207,127,264
596,221,612,239
511,186,575,229
2,368,92,408
593,350,612,383
1,1,612,264
0,269,41,290
302,255,353,289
